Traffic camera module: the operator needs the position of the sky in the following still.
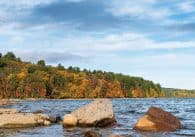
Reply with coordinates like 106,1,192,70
0,0,195,89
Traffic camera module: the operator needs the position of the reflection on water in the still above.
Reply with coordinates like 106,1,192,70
0,98,194,137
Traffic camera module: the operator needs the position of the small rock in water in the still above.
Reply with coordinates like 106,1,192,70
33,110,44,114
56,114,62,123
63,114,77,127
134,106,182,132
44,120,51,126
84,130,101,137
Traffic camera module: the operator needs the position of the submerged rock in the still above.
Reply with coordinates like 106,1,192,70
56,114,62,123
33,110,44,114
63,114,77,127
84,130,101,137
134,106,182,132
69,99,116,127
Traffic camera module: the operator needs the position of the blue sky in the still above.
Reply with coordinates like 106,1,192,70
0,0,195,89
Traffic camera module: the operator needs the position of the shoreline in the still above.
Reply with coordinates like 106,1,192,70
0,97,194,102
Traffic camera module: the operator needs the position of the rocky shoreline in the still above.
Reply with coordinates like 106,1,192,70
0,99,182,137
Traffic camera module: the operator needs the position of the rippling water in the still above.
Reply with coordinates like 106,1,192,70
0,98,194,137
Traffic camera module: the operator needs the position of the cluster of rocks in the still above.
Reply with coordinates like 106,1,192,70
0,98,182,136
62,99,182,136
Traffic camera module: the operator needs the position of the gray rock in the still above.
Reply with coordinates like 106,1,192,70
71,99,116,127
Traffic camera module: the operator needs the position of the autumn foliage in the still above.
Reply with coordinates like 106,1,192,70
0,52,165,99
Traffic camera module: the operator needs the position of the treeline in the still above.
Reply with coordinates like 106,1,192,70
163,88,195,98
0,52,164,99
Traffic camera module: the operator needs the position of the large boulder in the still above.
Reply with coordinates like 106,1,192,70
0,109,54,128
64,99,116,127
134,106,182,132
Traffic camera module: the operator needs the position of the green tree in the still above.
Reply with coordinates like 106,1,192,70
3,52,16,60
27,65,37,73
0,58,6,68
37,60,46,67
6,74,18,98
57,64,65,70
100,83,107,97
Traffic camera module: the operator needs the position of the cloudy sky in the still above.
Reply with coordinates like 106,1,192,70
0,0,195,89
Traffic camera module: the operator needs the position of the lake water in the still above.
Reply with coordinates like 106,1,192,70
0,98,194,137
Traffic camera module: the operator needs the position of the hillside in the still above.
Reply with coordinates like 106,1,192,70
163,88,195,98
0,52,165,99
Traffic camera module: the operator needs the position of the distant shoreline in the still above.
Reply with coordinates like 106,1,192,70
0,97,194,102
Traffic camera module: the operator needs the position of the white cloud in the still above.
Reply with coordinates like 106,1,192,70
0,0,56,23
108,0,171,20
1,28,195,55
0,0,55,8
178,1,195,12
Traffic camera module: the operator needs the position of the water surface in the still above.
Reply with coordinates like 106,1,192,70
1,98,194,137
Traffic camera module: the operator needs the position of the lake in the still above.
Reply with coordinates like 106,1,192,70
0,98,194,137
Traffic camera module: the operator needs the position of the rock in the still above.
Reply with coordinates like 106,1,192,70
63,114,77,127
134,106,182,132
0,109,20,114
0,101,8,106
0,99,19,106
56,114,62,123
84,130,101,137
71,99,116,127
26,98,37,101
37,114,55,123
0,113,51,128
33,110,44,114
108,134,123,137
44,120,51,126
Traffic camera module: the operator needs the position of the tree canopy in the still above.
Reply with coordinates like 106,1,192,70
0,52,170,99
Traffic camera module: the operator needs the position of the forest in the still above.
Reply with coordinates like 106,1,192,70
0,51,186,99
163,88,195,98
